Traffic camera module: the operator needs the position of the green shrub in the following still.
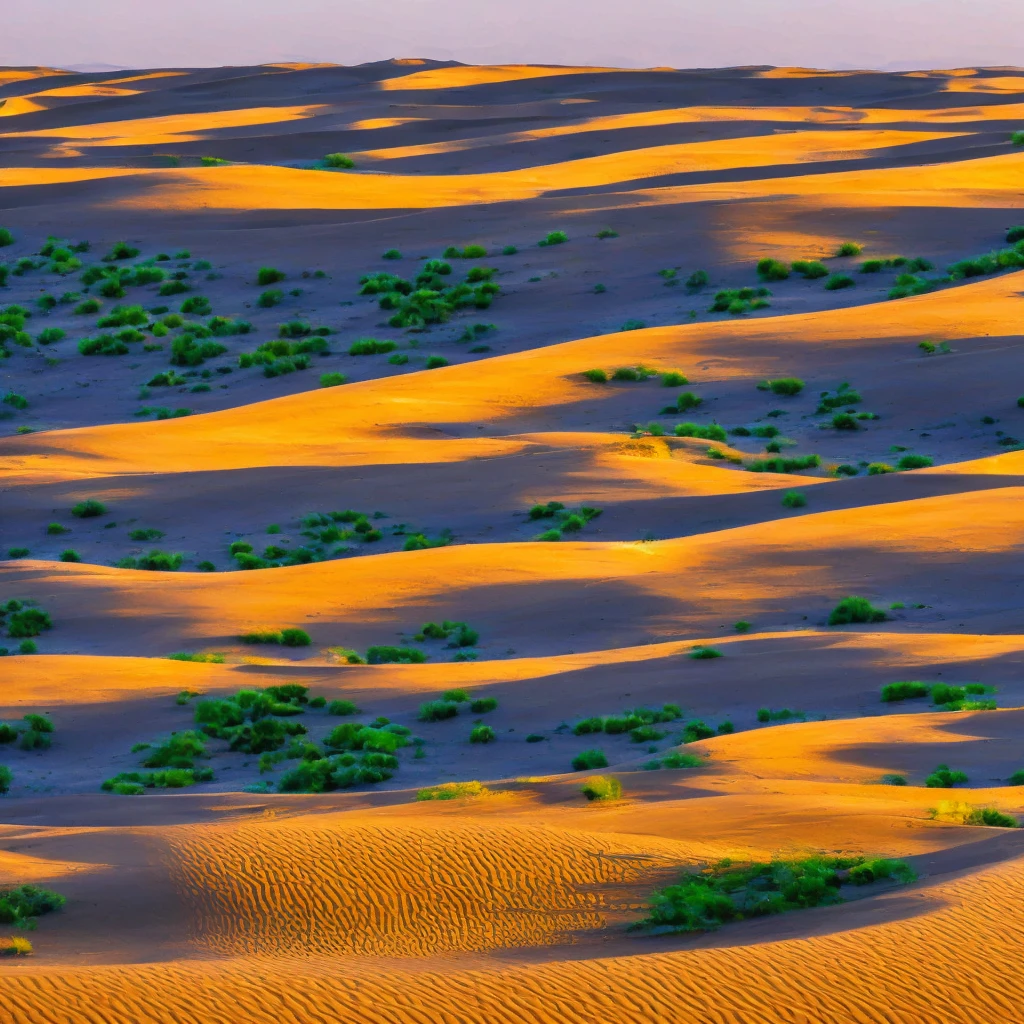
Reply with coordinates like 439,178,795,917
0,228,13,247
180,295,211,316
781,490,806,508
925,763,968,788
45,523,68,536
469,724,496,744
320,372,347,388
756,258,790,281
836,242,862,257
582,368,608,383
469,697,498,714
538,231,567,247
681,720,715,743
71,499,107,518
881,773,907,786
257,289,283,308
59,549,81,562
881,681,930,702
640,853,913,933
792,260,829,279
349,337,396,356
689,646,722,659
759,377,804,396
824,274,855,291
416,781,488,801
366,645,425,664
327,699,360,716
425,355,449,369
572,749,608,771
0,884,66,925
323,153,355,169
673,422,726,441
828,596,887,625
897,454,933,470
1007,769,1024,786
257,267,285,286
756,708,805,723
103,242,140,261
419,700,459,722
930,801,1018,827
2,392,27,410
709,287,771,314
581,775,621,801
37,327,65,345
867,462,894,475
745,453,821,473
888,274,933,299
142,730,207,769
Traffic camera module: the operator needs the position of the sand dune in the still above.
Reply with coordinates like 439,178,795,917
2,60,1024,1024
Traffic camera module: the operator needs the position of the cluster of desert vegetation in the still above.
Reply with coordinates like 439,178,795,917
0,57,1023,1024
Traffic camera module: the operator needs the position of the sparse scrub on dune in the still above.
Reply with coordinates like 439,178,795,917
673,422,726,441
757,708,806,723
689,646,722,660
257,289,283,308
681,720,715,743
644,752,704,770
0,227,13,247
930,801,1018,828
367,645,425,664
581,776,621,801
0,766,10,794
469,724,496,744
758,377,804,396
746,453,820,473
709,287,770,315
572,749,609,771
5,606,52,639
660,370,689,387
756,258,790,282
0,884,66,926
322,153,355,169
168,652,223,664
71,499,107,518
418,699,460,722
835,242,862,257
102,242,140,262
828,596,887,625
824,274,855,291
639,855,914,933
880,681,930,702
867,462,894,475
320,372,347,388
792,260,829,279
349,337,396,356
417,781,489,801
1007,226,1024,244
897,454,933,470
116,550,183,571
257,267,286,286
781,490,807,508
238,628,312,647
327,699,360,716
470,697,498,713
538,231,567,247
102,768,214,792
0,935,33,956
925,763,968,788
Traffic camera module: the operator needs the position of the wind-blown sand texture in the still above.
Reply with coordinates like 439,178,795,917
2,59,1024,1023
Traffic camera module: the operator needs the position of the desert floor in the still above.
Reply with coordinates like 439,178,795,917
2,59,1024,1023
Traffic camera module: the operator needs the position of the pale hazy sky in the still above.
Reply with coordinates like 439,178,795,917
4,0,1023,72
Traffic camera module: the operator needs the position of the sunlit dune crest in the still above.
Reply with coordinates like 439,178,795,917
379,64,624,90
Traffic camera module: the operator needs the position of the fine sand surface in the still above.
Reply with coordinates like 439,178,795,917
2,59,1024,1023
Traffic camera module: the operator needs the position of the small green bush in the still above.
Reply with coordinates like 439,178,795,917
756,258,790,281
469,724,496,744
759,377,804,396
257,289,283,308
792,260,829,279
257,267,285,286
867,462,894,475
582,368,608,383
897,454,933,470
327,699,360,716
367,645,426,664
0,228,13,247
323,153,355,169
103,242,140,261
881,681,930,702
59,550,81,563
581,776,621,801
689,646,722,659
836,242,862,257
930,801,1018,827
349,338,396,356
416,781,488,800
781,490,806,508
925,763,968,788
71,499,107,518
572,749,608,771
828,596,887,625
469,697,498,713
538,230,567,247
319,372,347,388
673,422,727,441
824,274,855,291
419,700,459,721
425,355,449,369
881,774,907,786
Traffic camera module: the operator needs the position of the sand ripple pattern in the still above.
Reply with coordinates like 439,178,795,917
5,852,1024,1024
165,819,680,957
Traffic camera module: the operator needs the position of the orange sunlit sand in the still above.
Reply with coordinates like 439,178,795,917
2,58,1024,1024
